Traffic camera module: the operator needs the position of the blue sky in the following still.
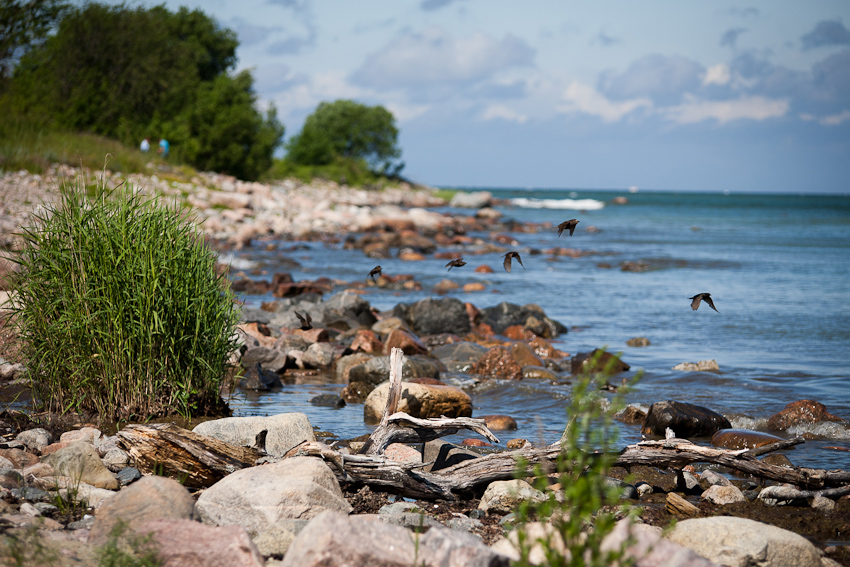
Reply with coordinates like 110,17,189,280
98,1,849,192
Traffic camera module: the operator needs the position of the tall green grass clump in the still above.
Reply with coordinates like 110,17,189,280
12,175,239,421
511,352,639,567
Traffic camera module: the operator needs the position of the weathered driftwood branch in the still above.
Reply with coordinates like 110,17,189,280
359,348,499,456
288,435,848,499
743,435,805,458
117,423,261,488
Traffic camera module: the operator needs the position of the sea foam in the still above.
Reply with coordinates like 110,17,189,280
510,197,605,210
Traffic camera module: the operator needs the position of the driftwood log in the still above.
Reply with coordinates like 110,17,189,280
117,422,261,488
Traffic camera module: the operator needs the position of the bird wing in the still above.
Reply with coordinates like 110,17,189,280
704,296,719,312
690,295,702,310
516,254,525,269
295,311,306,324
557,223,565,237
503,254,512,273
569,221,578,236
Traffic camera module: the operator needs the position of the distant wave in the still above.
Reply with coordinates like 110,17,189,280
510,197,605,210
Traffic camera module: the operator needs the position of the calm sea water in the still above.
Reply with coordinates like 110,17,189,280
230,189,850,471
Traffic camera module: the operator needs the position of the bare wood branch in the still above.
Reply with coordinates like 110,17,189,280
743,436,805,458
380,347,404,428
666,492,700,517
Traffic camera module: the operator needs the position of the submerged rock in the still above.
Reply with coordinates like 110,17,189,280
766,399,845,431
711,429,784,450
673,360,720,372
571,349,630,375
364,380,472,424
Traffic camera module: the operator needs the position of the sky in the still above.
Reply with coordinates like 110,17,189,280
93,1,850,193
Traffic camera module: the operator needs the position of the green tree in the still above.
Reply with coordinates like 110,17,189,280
0,0,68,85
286,99,403,175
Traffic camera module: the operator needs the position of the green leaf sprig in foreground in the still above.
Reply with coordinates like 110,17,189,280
11,174,240,421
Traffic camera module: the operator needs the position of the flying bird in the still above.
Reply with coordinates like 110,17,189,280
294,311,312,330
689,293,719,312
445,258,466,271
502,251,525,273
557,219,580,237
368,266,382,280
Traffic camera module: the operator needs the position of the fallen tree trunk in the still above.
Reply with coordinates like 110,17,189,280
117,423,261,488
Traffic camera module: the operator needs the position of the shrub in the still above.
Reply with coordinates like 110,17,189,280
511,351,639,567
11,174,239,421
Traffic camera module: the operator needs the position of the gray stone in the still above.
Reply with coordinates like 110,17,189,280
418,525,510,566
303,342,336,368
449,190,492,208
87,475,195,546
42,440,118,490
192,413,315,457
240,362,282,390
196,456,352,537
601,518,722,567
679,471,702,492
349,354,441,385
522,365,559,380
364,380,472,424
16,428,52,453
812,494,836,514
379,511,444,531
138,518,265,567
603,476,638,500
431,341,489,373
394,297,471,336
101,447,130,472
666,516,823,567
699,469,732,487
252,519,309,557
116,467,141,486
641,400,731,438
240,343,289,373
701,484,746,505
11,486,49,501
478,479,546,514
673,360,720,372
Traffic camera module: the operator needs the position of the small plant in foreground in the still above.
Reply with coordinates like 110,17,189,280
511,350,640,567
12,172,240,421
98,521,161,567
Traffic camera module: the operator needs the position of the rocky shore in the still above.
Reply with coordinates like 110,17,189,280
0,166,848,566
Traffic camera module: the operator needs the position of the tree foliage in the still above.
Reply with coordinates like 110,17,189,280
286,99,403,176
0,0,68,84
4,2,283,180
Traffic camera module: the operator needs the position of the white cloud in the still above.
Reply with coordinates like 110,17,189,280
559,81,652,123
385,102,432,122
801,110,850,126
352,26,535,89
665,95,789,124
703,64,731,86
480,104,527,123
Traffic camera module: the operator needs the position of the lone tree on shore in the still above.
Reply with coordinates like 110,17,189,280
285,99,404,177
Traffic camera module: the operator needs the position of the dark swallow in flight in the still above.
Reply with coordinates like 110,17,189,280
445,258,466,271
689,293,719,312
368,266,382,280
502,251,525,273
557,219,579,237
294,311,312,330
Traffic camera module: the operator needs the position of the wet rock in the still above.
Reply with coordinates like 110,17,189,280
509,342,545,367
522,365,558,380
481,415,518,431
364,381,472,424
527,336,563,359
393,297,471,336
239,362,282,390
431,341,489,373
699,470,732,487
196,457,352,536
346,355,441,403
616,405,647,425
42,440,118,490
87,475,195,546
302,342,336,368
626,337,651,347
335,352,373,382
507,438,530,449
760,453,794,468
471,346,523,380
757,484,810,506
349,329,383,353
310,394,346,408
504,325,536,341
16,428,52,453
711,429,784,450
478,479,545,514
702,484,746,505
480,302,566,337
474,264,494,273
463,282,487,292
462,438,492,447
571,349,630,375
673,360,719,372
138,519,265,567
192,413,315,457
666,516,823,567
766,399,845,431
383,327,429,356
422,440,479,472
433,278,460,293
641,400,731,438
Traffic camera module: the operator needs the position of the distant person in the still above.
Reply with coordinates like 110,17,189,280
140,138,150,152
158,138,169,158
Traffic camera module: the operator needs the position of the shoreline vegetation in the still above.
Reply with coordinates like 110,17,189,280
0,162,847,567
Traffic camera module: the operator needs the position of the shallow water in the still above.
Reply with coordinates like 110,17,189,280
229,189,850,471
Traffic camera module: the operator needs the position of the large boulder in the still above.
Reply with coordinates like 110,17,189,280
431,341,489,372
711,429,784,450
449,190,492,208
479,302,566,337
571,349,630,375
137,519,265,567
600,519,722,567
364,380,472,424
41,440,118,490
321,291,377,329
88,476,195,546
393,297,471,336
665,516,823,567
196,457,352,537
192,413,315,457
766,399,845,431
471,346,523,380
478,479,545,514
641,400,731,438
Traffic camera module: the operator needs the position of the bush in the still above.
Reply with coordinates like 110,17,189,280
511,352,639,567
11,174,239,421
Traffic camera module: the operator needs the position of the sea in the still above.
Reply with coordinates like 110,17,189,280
228,188,850,472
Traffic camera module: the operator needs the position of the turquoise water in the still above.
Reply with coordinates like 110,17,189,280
230,189,850,470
